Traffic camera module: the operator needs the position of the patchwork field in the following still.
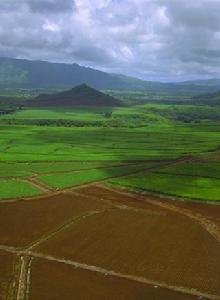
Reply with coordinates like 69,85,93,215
0,104,220,299
38,163,158,190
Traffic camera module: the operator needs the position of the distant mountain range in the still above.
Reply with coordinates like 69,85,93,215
0,57,220,95
27,84,122,107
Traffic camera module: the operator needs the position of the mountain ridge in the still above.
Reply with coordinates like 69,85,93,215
0,57,220,94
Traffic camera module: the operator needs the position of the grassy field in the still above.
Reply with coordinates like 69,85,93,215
0,161,127,178
1,103,220,200
157,161,220,178
109,171,220,201
1,122,220,162
38,163,156,189
0,178,41,200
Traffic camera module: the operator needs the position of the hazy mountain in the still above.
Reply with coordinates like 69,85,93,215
180,78,220,87
0,57,220,95
27,84,122,107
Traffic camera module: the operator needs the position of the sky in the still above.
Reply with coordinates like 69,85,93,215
0,0,220,82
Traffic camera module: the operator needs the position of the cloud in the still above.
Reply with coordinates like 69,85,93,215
0,0,220,81
27,0,76,14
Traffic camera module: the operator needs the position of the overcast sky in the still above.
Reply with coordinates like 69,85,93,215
1,0,220,82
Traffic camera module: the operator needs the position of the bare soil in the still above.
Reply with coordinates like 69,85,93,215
29,258,197,300
0,250,16,300
0,184,220,299
36,202,220,296
0,192,109,248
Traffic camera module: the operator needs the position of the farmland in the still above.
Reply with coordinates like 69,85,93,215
109,159,220,201
109,172,220,201
29,259,197,300
36,202,220,295
0,250,15,300
0,178,41,200
0,186,220,299
38,163,158,190
0,102,220,299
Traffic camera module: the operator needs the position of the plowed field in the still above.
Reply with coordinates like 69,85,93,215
0,192,109,248
29,258,197,300
0,185,219,299
0,250,16,300
36,196,220,296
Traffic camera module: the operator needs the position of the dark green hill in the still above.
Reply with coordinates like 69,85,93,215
27,84,122,107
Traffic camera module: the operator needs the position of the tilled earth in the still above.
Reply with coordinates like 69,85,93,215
0,185,220,300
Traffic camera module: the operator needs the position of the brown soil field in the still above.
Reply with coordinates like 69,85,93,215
29,258,197,300
166,200,220,228
76,185,171,214
0,250,16,300
0,192,109,248
77,185,220,241
37,207,220,296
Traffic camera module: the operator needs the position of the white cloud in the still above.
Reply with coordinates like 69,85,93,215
1,0,220,81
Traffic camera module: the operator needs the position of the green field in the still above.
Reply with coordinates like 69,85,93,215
1,102,220,201
109,162,220,201
0,161,127,178
38,163,157,189
0,179,41,200
0,122,220,162
157,161,220,179
109,172,220,201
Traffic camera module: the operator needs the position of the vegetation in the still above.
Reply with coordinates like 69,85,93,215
38,164,155,189
156,161,220,179
109,170,220,201
192,90,220,105
0,179,41,200
0,161,126,178
1,91,220,201
1,57,220,96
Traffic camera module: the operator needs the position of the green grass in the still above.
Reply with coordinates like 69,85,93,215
157,161,220,179
0,122,220,162
0,179,42,200
0,106,167,127
38,163,156,189
0,161,126,178
109,172,220,201
1,103,220,200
